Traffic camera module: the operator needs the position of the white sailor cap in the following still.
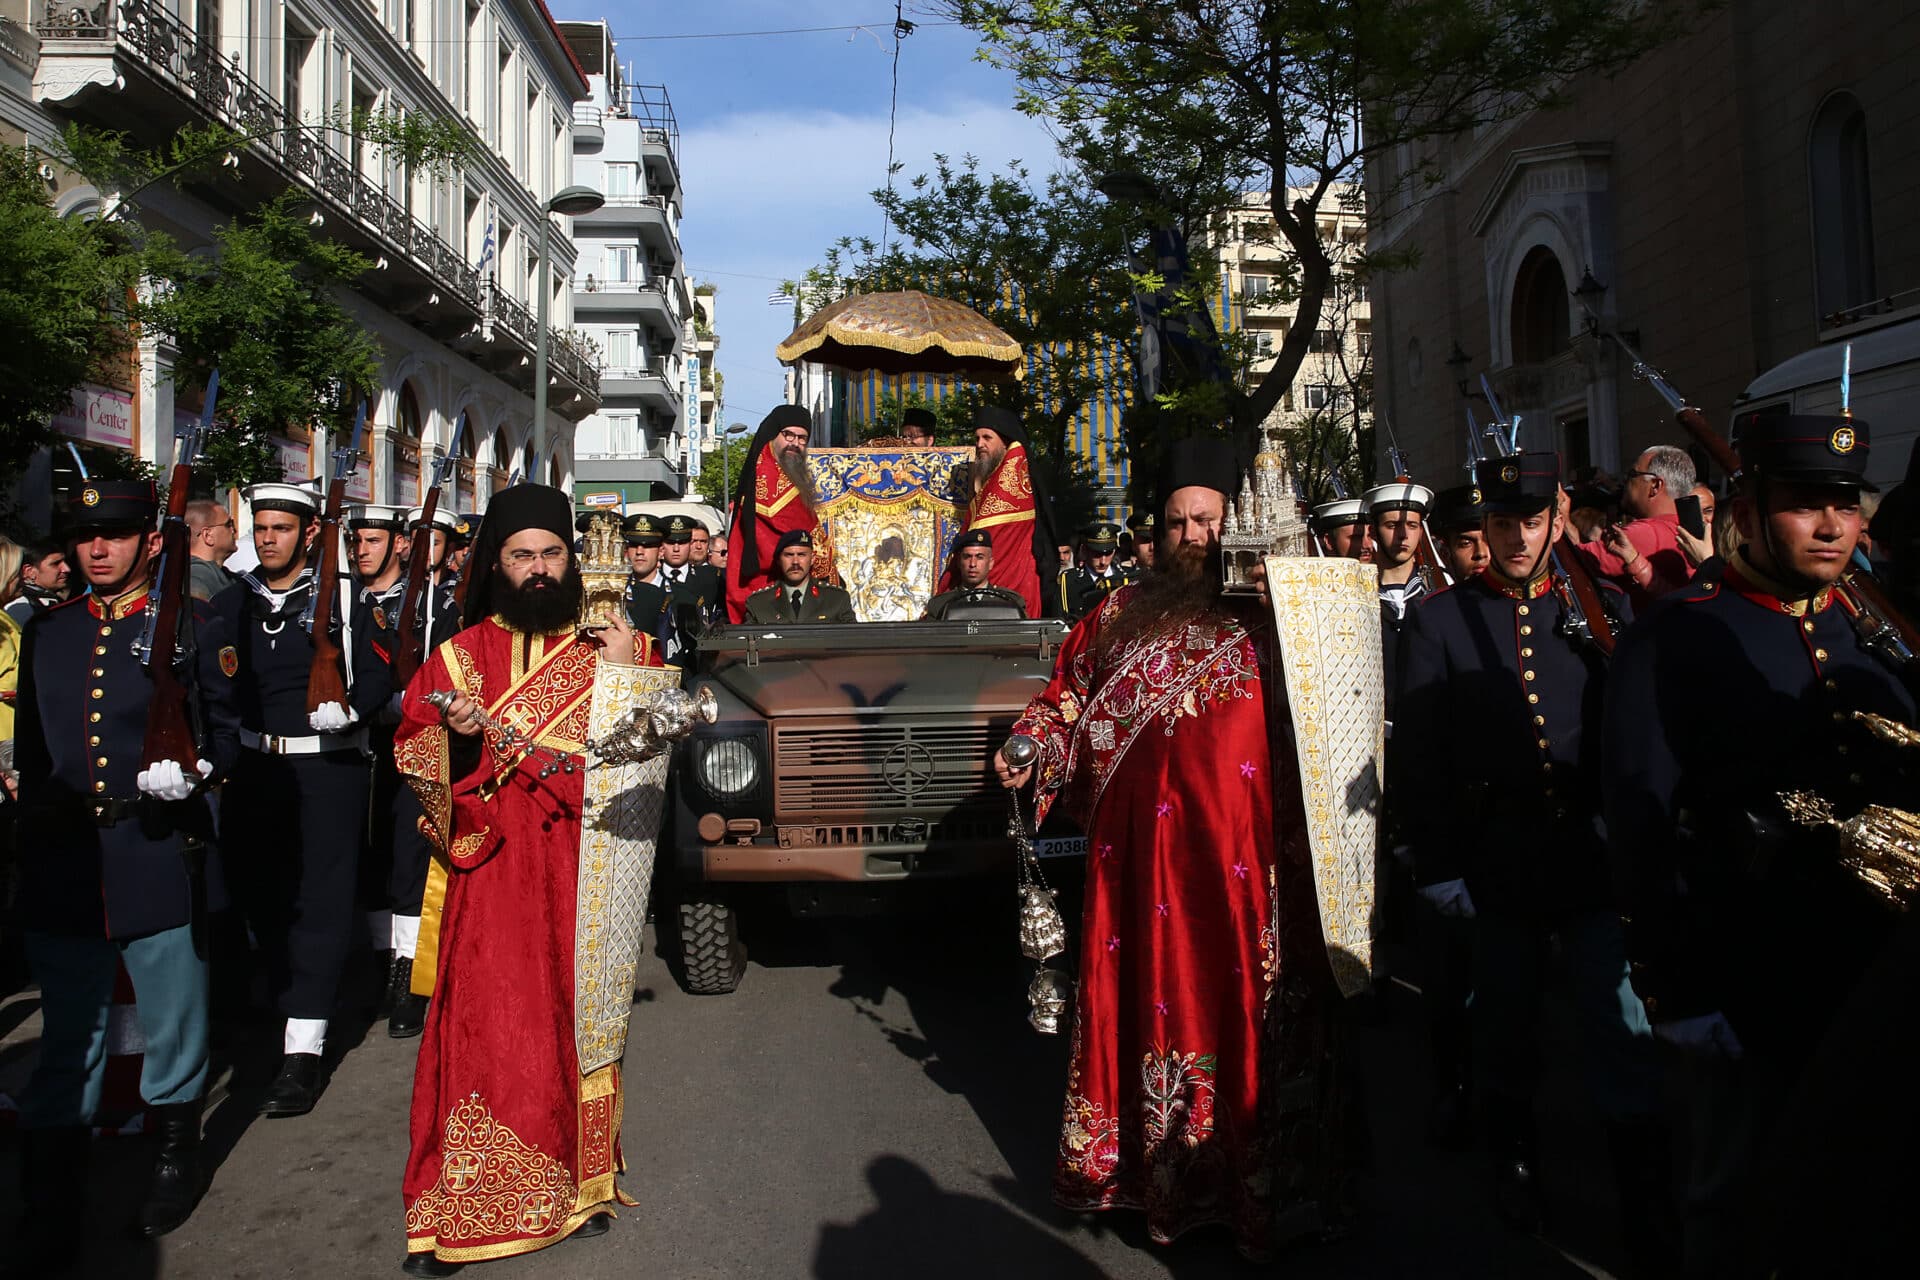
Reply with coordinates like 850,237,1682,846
346,503,409,530
244,483,321,516
405,505,464,534
1308,497,1367,530
1363,482,1434,516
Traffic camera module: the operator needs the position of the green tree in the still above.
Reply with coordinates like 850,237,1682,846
2,113,476,490
948,0,1703,434
0,148,137,482
789,153,1139,530
692,436,754,509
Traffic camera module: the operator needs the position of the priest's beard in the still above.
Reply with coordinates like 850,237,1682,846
1096,538,1224,660
495,565,585,634
972,444,1006,491
777,444,817,512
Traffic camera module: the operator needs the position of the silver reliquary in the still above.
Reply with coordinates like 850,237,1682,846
1220,443,1312,594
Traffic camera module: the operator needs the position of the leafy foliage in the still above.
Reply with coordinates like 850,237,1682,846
692,435,754,509
789,154,1138,527
2,112,479,492
946,0,1704,435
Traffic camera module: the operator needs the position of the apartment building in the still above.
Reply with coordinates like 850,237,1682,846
11,0,598,522
558,19,691,504
1201,186,1372,445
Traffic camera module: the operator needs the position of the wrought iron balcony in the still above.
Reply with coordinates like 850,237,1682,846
33,1,620,377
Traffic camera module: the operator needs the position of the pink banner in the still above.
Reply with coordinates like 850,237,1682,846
272,436,312,483
52,384,135,451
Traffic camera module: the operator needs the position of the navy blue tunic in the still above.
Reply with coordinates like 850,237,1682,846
1396,569,1619,917
1604,560,1918,1052
14,590,242,938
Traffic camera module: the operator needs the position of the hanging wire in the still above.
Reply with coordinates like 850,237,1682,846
880,3,916,257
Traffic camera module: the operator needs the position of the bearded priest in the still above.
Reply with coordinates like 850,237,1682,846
394,484,667,1275
724,405,820,622
939,405,1055,618
993,437,1364,1260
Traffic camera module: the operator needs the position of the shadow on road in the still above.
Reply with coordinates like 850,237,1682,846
812,1154,1108,1280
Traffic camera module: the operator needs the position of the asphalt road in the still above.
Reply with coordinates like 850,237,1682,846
0,886,1632,1279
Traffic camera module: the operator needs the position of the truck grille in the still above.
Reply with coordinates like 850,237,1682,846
773,722,1001,818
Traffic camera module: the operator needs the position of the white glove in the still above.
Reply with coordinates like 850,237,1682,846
1653,1011,1744,1060
309,701,359,733
1417,878,1477,919
136,759,214,802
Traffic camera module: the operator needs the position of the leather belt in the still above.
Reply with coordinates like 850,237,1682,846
240,727,369,756
90,797,142,828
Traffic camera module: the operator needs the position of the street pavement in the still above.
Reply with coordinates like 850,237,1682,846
0,885,1634,1279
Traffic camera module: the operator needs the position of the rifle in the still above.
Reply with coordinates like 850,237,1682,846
1600,327,1919,666
1291,463,1323,556
138,369,219,771
1385,419,1451,588
303,401,366,715
392,413,465,690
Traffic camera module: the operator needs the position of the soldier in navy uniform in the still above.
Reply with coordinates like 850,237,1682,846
11,481,241,1255
1605,412,1917,1277
346,504,411,985
210,483,391,1117
660,515,723,653
743,530,857,623
1055,522,1130,621
1397,452,1668,1262
1366,479,1435,722
1429,483,1490,582
923,529,1027,619
620,512,673,652
1124,510,1157,572
1308,497,1371,560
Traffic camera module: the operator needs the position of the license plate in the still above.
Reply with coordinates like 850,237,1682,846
1036,835,1087,859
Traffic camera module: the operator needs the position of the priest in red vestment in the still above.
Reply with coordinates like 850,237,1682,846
725,405,819,622
394,484,662,1275
939,405,1054,618
995,438,1361,1260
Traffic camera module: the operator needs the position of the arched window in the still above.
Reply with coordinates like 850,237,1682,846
395,384,424,505
1510,246,1571,365
491,428,510,494
1810,91,1876,319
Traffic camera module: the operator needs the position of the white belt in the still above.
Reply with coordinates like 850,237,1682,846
240,727,369,756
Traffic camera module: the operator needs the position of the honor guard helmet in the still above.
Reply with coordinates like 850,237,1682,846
1475,452,1561,516
1733,409,1876,491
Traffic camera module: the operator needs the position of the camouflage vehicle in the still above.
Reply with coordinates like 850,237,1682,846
662,617,1075,993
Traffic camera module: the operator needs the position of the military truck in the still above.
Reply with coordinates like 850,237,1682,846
661,617,1075,993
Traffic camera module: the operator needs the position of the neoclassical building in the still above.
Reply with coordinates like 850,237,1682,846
7,0,601,526
1366,2,1920,486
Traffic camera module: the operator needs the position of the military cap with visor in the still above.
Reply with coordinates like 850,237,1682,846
622,512,665,546
1733,409,1876,491
1080,521,1121,551
1474,451,1561,516
1428,483,1486,535
66,480,159,533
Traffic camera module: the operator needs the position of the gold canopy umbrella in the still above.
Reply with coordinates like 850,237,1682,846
775,290,1025,381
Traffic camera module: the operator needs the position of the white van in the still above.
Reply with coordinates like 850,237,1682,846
1732,317,1920,489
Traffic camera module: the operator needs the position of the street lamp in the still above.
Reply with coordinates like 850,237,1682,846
718,421,750,517
532,184,606,471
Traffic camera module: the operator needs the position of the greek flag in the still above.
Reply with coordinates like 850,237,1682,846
767,288,793,307
476,217,496,274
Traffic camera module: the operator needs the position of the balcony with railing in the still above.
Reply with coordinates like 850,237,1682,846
32,0,600,415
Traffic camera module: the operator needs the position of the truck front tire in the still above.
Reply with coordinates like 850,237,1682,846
673,893,746,995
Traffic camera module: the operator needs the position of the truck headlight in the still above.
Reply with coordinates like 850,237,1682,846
699,738,759,796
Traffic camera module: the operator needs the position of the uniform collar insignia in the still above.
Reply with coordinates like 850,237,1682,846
1723,552,1834,617
86,584,152,620
1480,566,1555,600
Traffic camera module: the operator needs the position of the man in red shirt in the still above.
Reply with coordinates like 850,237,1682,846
1571,445,1696,609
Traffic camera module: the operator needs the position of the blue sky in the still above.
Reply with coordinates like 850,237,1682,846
551,1,1062,428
